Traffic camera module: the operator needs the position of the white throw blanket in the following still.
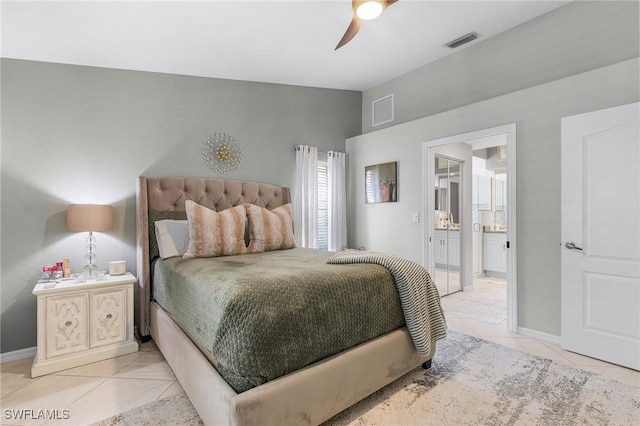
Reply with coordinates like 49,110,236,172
327,249,447,357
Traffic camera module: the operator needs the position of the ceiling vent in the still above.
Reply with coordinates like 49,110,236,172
372,94,394,127
445,31,481,49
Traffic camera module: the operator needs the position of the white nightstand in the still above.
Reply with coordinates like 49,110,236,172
31,272,139,378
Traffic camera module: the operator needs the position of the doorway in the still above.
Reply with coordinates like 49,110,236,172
469,144,508,325
423,123,517,332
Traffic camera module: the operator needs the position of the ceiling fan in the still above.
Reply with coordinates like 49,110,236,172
335,0,398,50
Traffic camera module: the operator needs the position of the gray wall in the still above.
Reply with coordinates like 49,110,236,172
347,59,639,337
349,0,639,340
363,1,639,133
0,59,361,353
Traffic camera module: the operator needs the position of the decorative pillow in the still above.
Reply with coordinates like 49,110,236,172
183,201,247,259
148,210,188,260
154,220,189,259
245,203,296,253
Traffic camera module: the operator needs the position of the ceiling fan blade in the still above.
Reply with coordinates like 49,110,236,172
334,0,398,50
382,0,398,10
335,16,362,50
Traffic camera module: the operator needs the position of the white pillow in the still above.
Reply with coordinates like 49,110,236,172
155,220,190,259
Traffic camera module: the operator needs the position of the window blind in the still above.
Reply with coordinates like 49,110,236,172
317,161,328,250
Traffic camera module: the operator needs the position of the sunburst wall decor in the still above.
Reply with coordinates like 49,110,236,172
202,132,243,174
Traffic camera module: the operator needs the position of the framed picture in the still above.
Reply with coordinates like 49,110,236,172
365,161,397,203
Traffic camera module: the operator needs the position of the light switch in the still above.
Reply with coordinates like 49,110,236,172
412,212,420,223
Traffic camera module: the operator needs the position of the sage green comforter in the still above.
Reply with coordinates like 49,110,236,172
153,247,405,393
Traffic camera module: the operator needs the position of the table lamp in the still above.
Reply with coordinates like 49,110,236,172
67,204,113,278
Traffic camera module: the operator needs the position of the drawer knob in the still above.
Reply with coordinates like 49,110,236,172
65,321,72,327
106,314,113,319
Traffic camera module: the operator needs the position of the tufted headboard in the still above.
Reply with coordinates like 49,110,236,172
135,176,291,339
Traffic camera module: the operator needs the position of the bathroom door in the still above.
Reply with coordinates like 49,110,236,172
561,102,639,369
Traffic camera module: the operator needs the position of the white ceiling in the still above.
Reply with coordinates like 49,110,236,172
1,0,570,91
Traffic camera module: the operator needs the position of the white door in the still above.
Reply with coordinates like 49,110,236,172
561,102,640,370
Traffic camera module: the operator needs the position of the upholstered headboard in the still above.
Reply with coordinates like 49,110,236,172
135,176,291,338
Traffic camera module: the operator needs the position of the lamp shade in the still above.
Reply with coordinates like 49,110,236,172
67,204,113,232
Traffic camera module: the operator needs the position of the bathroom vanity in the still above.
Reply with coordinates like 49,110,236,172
483,231,507,276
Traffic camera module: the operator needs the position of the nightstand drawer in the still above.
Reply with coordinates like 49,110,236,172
46,293,90,359
91,287,127,348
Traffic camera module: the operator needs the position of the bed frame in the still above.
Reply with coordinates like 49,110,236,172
136,176,434,425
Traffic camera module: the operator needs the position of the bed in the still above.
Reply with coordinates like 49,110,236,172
136,176,446,425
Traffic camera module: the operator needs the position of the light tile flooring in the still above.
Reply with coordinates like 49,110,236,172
2,281,638,425
0,341,184,425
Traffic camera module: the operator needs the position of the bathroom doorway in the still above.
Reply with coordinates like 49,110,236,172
469,143,509,326
423,123,517,332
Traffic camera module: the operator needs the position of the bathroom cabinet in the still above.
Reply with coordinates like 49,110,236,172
484,232,507,275
434,229,460,269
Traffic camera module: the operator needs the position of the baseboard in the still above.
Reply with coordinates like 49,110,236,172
484,271,507,279
0,346,36,363
517,327,561,346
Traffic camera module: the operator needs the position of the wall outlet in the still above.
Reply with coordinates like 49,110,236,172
412,212,420,223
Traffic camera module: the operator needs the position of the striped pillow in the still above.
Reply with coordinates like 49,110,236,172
183,201,247,259
245,203,296,253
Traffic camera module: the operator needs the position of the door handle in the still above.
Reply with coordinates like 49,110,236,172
565,241,583,251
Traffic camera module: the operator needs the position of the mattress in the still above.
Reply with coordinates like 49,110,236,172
152,247,406,392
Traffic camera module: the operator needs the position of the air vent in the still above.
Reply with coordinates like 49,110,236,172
445,31,481,49
372,94,394,127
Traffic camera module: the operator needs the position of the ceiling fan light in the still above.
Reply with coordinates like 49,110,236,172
356,1,384,20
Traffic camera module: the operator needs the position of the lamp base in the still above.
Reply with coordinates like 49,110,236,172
83,231,99,278
82,263,99,278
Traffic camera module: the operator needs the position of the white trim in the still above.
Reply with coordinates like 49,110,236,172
422,123,518,333
518,327,562,346
504,125,518,333
1,346,36,363
422,147,435,283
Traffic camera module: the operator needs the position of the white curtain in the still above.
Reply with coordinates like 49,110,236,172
293,145,318,248
328,151,347,252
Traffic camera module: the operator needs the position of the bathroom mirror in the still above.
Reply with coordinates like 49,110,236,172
433,155,463,296
495,173,507,212
477,175,492,211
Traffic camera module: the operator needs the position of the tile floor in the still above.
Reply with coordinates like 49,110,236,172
0,341,183,425
1,280,638,425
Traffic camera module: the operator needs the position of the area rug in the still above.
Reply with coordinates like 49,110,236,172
93,331,639,425
91,392,202,426
448,289,507,324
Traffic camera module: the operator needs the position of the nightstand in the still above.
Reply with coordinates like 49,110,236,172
31,272,139,378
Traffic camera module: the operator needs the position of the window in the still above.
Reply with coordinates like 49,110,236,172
317,160,328,250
